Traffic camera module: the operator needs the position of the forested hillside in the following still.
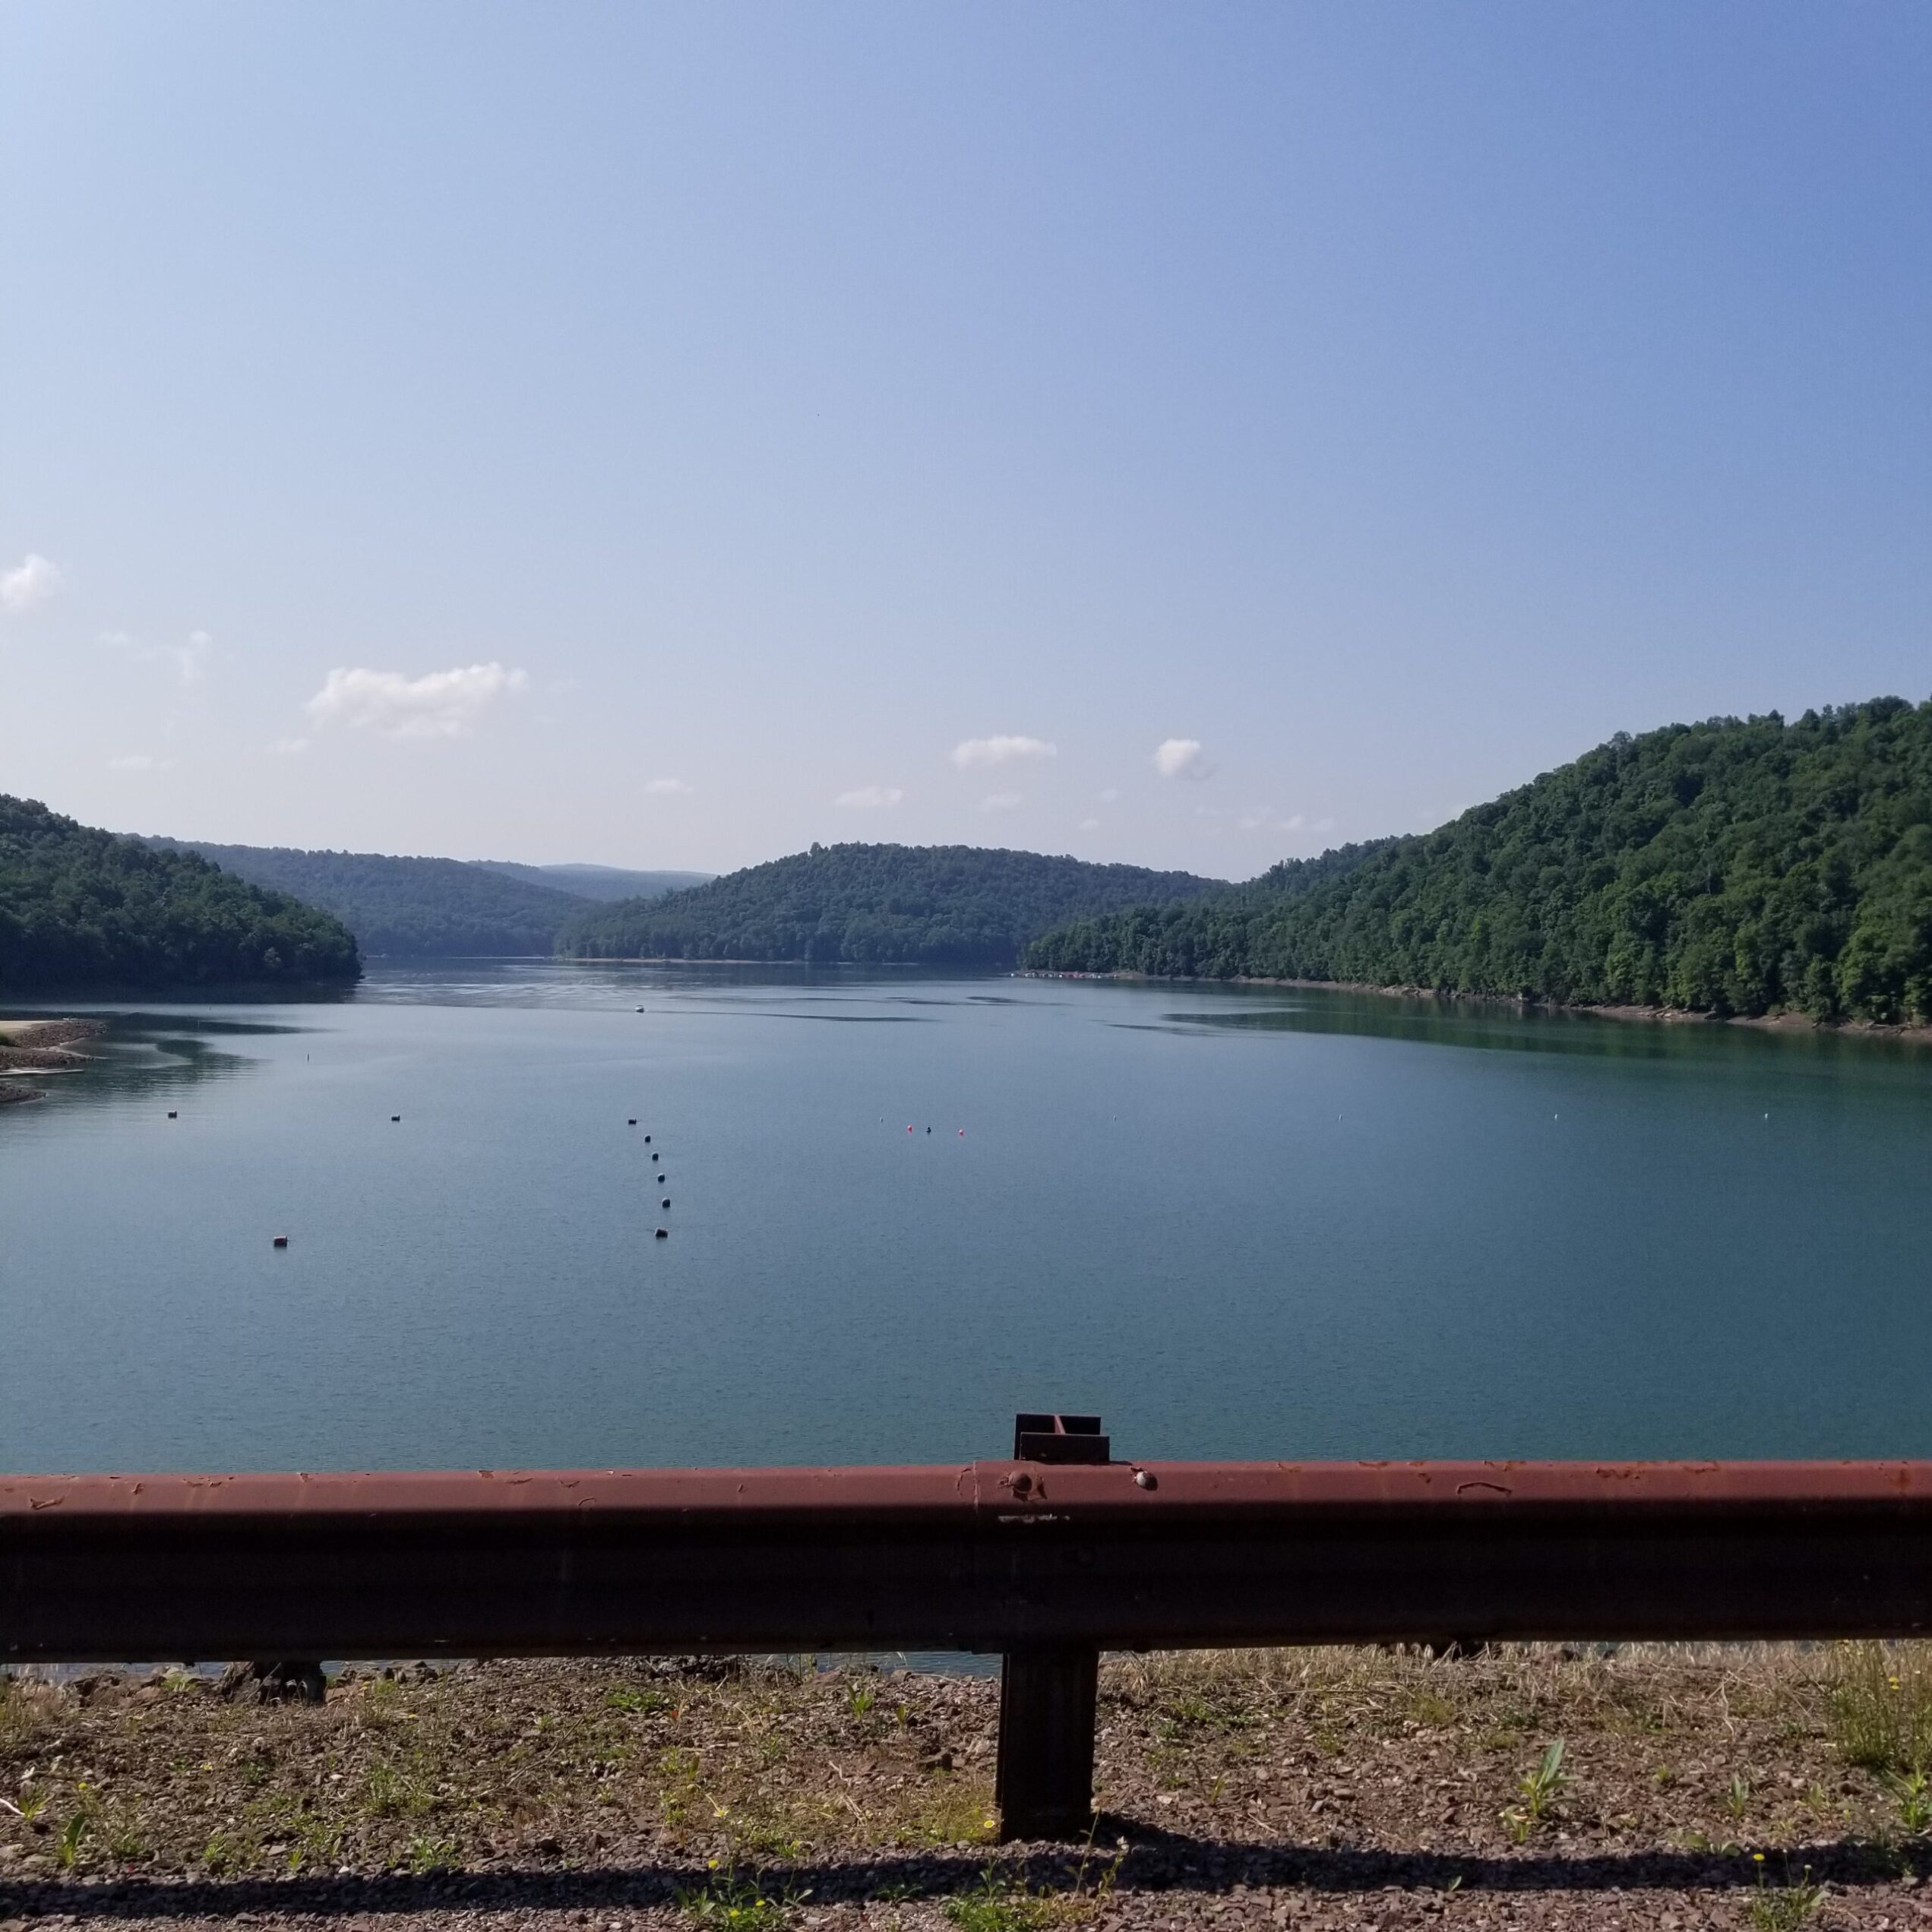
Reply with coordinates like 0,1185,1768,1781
151,840,590,957
2,798,360,991
473,860,712,902
558,843,1223,966
1026,699,1932,1023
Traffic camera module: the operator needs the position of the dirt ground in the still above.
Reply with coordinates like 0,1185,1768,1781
7,1645,1932,1929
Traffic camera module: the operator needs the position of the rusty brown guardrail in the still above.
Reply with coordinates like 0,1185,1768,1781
8,1415,1932,1838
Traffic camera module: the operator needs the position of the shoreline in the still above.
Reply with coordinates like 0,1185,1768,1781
0,1017,107,1102
1020,970,1932,1042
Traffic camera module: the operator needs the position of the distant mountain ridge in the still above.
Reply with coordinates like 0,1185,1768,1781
557,843,1225,966
3,798,359,991
473,860,713,902
1026,698,1932,1025
147,840,704,958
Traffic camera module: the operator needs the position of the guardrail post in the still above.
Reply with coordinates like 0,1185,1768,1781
996,1414,1108,1839
997,1643,1099,1840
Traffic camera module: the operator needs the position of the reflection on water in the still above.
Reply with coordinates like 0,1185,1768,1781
5,963,1931,1475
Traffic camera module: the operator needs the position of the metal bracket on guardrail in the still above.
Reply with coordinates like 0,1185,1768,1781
997,1412,1105,1839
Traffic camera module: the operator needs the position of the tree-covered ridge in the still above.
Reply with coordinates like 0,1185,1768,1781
474,860,713,902
1026,699,1932,1024
2,797,360,991
150,840,593,958
557,843,1225,966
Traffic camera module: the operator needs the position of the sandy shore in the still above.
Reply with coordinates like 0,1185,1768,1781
5,1644,1931,1927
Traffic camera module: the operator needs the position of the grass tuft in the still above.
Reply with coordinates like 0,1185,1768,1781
1829,1642,1932,1773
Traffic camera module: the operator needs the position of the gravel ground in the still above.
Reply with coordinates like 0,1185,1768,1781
6,1646,1932,1928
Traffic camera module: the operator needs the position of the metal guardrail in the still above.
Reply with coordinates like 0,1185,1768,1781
8,1416,1932,1837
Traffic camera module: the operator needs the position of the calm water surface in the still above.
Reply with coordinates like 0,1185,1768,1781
5,964,1930,1472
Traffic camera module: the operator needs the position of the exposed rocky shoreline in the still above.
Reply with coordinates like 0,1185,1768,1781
5,1644,1932,1928
0,1018,105,1103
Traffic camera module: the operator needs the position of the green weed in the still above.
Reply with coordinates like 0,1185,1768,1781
1747,1856,1821,1930
404,1832,457,1874
1889,1766,1932,1832
942,1868,1062,1931
676,1864,798,1929
55,1811,87,1870
1500,1739,1568,1843
607,1686,672,1715
1725,1772,1752,1822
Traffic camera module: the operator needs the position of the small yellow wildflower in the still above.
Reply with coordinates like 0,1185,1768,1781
1753,1852,1766,1863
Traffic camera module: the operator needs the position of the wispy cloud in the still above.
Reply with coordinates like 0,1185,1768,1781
1153,737,1212,780
269,737,309,757
644,777,693,796
175,629,213,684
978,790,1023,813
952,735,1055,769
305,662,527,738
1097,788,1120,804
109,752,173,772
103,627,217,684
1078,817,1102,830
835,785,903,809
2,553,62,613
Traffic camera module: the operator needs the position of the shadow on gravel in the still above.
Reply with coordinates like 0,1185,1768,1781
3,1833,1924,1919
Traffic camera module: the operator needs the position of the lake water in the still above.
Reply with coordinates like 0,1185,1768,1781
5,963,1931,1475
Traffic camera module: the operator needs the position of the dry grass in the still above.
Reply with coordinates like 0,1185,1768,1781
3,1642,1930,1906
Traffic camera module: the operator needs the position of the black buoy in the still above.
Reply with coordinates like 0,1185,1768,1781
628,1118,637,1126
391,1115,401,1123
272,1235,289,1249
654,1226,669,1238
661,1197,671,1209
651,1153,659,1163
167,1110,177,1120
643,1134,651,1143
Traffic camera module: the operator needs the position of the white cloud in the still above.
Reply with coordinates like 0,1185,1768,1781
1078,817,1102,830
175,630,213,685
644,777,693,796
2,553,62,613
1153,737,1212,780
835,785,903,809
269,736,309,756
108,753,172,772
305,662,528,738
101,627,216,683
978,790,1023,813
952,735,1056,770
1097,788,1120,804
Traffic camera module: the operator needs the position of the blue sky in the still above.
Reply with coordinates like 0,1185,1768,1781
2,3,1927,875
